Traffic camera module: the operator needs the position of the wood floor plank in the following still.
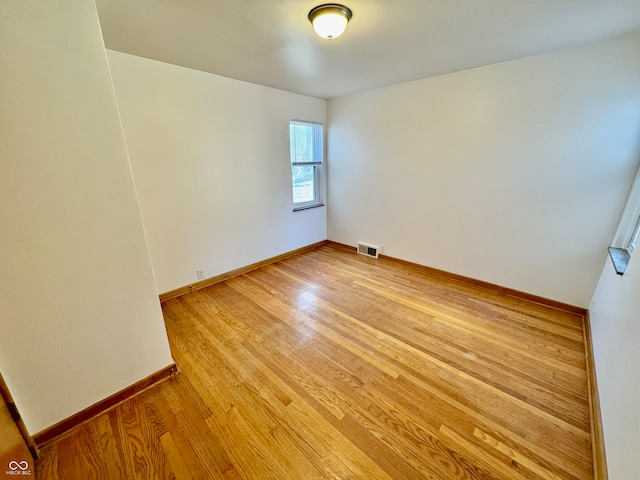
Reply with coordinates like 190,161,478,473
158,432,191,480
257,264,589,424
438,424,533,480
254,265,590,443
265,257,587,404
37,244,594,479
472,427,566,480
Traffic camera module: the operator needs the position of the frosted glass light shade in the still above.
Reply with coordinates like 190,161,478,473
308,4,352,40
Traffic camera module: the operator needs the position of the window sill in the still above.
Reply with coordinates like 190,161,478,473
607,246,631,275
293,203,325,212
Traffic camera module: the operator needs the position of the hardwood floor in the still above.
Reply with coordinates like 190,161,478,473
37,243,593,479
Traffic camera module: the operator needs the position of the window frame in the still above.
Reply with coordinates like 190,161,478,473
289,120,325,211
628,214,640,253
608,166,640,275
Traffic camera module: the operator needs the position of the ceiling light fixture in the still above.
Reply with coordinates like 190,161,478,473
308,4,352,40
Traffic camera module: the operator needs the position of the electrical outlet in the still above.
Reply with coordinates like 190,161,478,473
196,269,205,280
380,244,386,254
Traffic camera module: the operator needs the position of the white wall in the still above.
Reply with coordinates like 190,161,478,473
327,33,640,307
590,254,640,480
0,0,173,434
106,51,327,294
590,163,640,479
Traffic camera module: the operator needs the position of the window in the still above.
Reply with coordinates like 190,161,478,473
290,120,324,210
608,217,639,275
608,167,640,275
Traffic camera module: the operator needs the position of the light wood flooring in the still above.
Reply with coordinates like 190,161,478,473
37,242,593,479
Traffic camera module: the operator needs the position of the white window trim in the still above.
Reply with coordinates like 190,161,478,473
611,165,640,249
608,163,640,274
628,214,640,253
290,120,325,211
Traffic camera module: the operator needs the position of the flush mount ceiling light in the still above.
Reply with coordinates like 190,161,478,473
308,4,353,40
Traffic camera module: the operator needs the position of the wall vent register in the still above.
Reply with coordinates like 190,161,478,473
358,242,379,258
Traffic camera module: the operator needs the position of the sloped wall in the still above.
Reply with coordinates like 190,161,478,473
0,0,173,433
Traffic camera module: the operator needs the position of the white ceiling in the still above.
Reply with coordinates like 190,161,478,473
95,0,640,99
